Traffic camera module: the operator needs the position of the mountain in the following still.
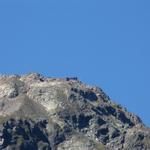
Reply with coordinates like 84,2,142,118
0,73,149,150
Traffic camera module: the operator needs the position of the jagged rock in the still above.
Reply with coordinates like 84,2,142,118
0,119,51,150
0,73,149,150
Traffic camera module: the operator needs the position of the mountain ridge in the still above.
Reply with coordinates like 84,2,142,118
0,73,149,150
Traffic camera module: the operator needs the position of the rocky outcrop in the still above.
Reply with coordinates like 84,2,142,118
0,73,149,150
0,119,51,150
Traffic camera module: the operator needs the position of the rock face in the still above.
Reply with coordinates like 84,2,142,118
0,73,149,150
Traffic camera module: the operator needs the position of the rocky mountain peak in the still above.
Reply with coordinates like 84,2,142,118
0,73,149,150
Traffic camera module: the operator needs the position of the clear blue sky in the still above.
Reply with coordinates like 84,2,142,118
0,0,150,126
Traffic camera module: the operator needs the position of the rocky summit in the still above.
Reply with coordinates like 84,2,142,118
0,73,149,150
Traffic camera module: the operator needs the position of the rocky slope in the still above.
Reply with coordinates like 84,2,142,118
0,73,149,150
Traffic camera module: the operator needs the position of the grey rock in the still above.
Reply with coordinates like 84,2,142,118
0,73,149,150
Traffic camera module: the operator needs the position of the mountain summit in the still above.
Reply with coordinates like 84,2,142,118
0,73,149,150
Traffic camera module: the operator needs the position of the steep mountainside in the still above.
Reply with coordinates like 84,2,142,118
0,73,149,150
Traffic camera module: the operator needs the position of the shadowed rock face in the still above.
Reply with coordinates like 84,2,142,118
0,73,149,150
0,119,51,150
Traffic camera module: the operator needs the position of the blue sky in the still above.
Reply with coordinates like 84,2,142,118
0,0,150,126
